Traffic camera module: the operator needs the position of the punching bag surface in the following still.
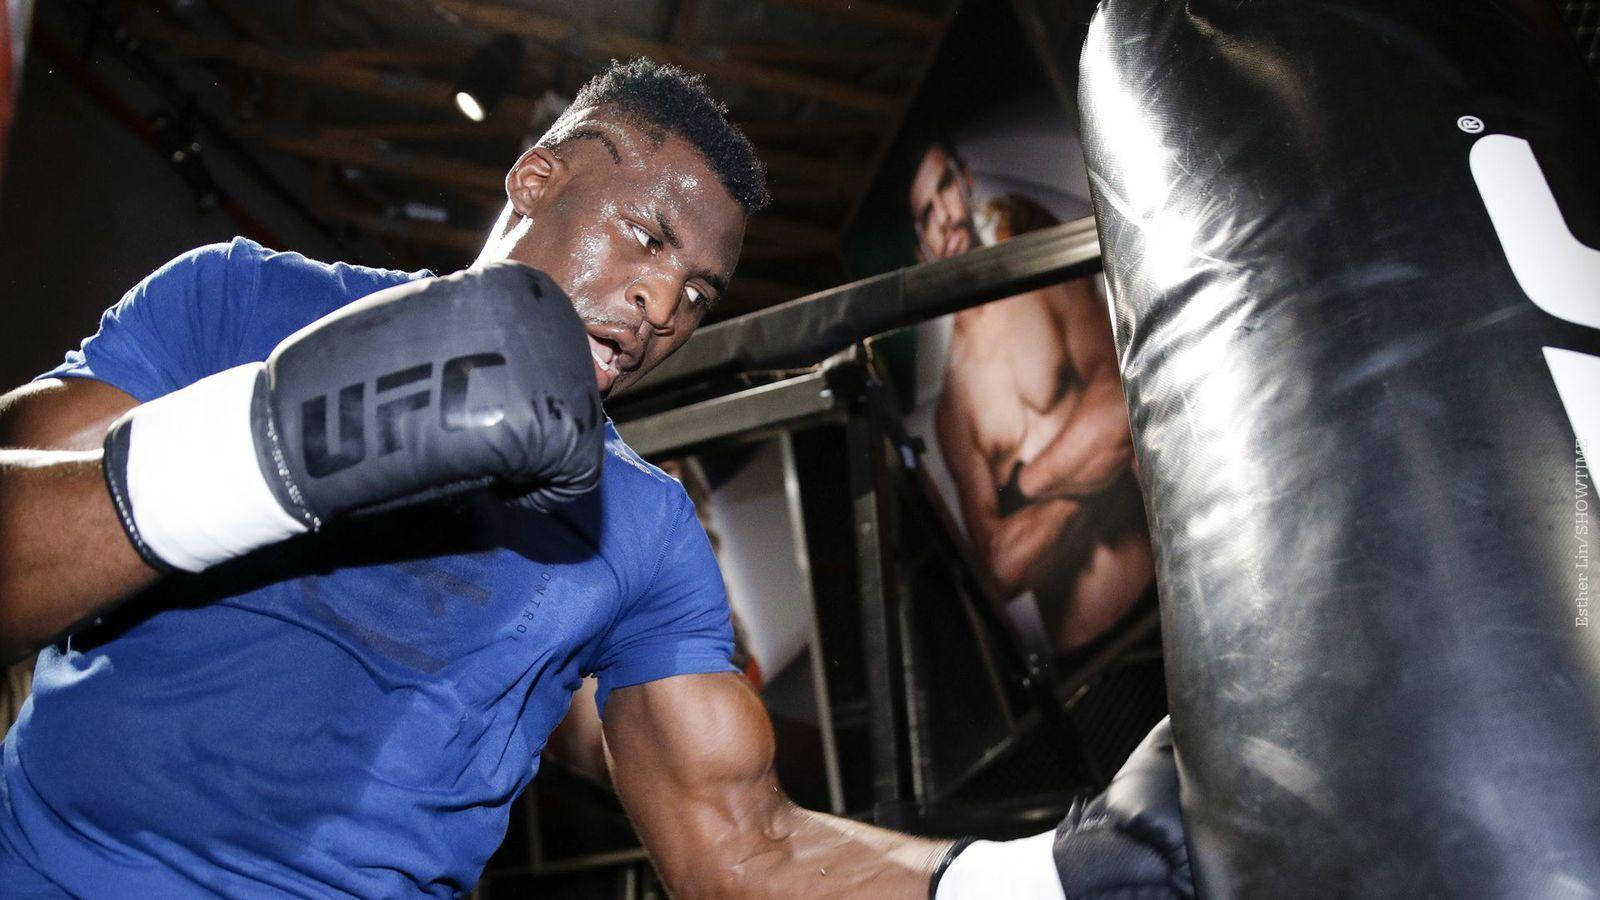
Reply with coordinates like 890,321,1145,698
1079,1,1600,897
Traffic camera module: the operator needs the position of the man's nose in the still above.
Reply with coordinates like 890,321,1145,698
629,274,679,334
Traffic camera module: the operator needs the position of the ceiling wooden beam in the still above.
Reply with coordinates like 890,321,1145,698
317,202,484,253
258,113,880,151
139,21,883,189
430,0,901,115
250,130,508,191
204,0,288,44
668,0,698,44
287,119,529,142
135,15,853,259
757,147,863,187
140,23,874,191
721,40,924,69
256,117,860,195
280,112,885,159
316,45,477,68
449,184,851,227
262,129,840,254
772,0,944,37
732,118,885,143
294,0,318,45
130,19,543,119
831,0,960,241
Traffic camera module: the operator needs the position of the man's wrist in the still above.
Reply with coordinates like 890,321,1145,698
930,833,1066,900
928,837,977,900
103,363,308,573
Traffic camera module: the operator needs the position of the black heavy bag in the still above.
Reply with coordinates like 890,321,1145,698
1078,1,1600,897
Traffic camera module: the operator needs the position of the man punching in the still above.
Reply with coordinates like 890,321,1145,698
0,59,1189,897
909,140,1154,651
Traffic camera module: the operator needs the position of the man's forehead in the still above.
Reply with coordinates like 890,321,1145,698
560,110,724,201
920,144,954,171
550,105,745,270
911,147,951,202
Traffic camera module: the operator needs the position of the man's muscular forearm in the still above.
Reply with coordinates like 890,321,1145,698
1013,277,1134,502
982,496,1084,598
722,801,951,898
0,449,157,663
1015,376,1133,502
607,674,951,899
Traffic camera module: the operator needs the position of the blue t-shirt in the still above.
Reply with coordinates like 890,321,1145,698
0,238,736,897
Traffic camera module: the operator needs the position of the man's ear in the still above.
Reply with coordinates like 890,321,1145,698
506,146,563,216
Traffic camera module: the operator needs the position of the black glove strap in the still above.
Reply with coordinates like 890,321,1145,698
928,836,979,900
101,416,177,576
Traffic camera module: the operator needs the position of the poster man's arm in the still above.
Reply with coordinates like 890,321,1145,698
604,672,950,898
935,391,1081,597
1015,280,1134,501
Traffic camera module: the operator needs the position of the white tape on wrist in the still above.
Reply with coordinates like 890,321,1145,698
934,832,1066,900
122,363,307,572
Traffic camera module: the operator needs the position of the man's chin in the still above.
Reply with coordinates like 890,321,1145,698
596,370,629,400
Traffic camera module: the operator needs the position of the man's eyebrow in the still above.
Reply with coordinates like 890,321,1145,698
654,212,682,249
566,128,622,165
702,272,728,296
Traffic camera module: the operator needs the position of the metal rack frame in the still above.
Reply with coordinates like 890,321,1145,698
480,218,1125,895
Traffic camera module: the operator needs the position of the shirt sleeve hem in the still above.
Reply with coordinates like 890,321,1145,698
32,367,160,403
595,655,740,718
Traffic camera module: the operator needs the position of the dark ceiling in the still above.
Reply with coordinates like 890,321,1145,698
74,0,964,323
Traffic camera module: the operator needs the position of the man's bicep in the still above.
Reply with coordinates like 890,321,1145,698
604,672,776,793
0,378,137,451
603,672,783,892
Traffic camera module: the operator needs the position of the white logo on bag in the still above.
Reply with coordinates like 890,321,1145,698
1469,129,1600,461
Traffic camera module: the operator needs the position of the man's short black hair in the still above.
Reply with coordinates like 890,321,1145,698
542,58,770,214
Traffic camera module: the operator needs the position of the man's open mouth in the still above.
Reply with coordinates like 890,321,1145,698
588,333,620,373
944,230,969,257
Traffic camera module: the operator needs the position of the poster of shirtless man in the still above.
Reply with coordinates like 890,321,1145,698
904,139,1154,658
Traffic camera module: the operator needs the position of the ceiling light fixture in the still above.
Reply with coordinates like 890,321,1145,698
454,34,523,123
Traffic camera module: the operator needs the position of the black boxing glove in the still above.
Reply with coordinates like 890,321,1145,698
930,717,1192,900
996,460,1029,517
102,262,603,573
1052,716,1192,898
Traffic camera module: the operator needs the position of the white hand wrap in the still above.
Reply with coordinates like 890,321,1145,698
934,832,1066,900
104,363,307,573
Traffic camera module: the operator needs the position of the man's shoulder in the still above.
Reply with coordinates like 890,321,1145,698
602,422,687,500
164,237,425,282
205,237,434,354
219,236,432,301
596,424,700,549
144,237,433,330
